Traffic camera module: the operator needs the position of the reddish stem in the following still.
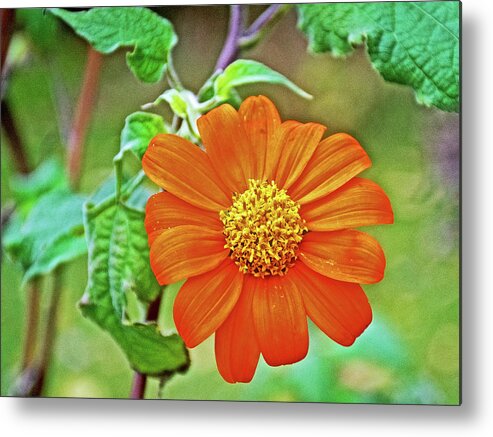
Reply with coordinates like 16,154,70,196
1,9,15,72
21,278,41,370
129,296,162,399
67,46,103,189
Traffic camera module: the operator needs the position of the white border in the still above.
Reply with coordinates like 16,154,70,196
2,0,493,436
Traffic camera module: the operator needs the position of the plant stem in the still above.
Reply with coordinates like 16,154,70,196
1,9,15,74
166,55,183,90
1,9,15,101
12,269,63,397
239,4,291,49
130,372,147,399
31,267,64,396
21,278,41,370
129,295,162,399
215,5,243,71
67,46,103,190
1,100,30,174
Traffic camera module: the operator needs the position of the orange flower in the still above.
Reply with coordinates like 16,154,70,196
142,95,393,383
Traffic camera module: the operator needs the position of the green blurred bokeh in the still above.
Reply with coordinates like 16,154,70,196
1,6,459,404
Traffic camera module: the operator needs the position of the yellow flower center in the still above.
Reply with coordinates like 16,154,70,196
220,179,307,278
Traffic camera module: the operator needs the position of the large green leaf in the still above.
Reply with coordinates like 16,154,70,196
297,2,459,112
50,7,177,83
81,192,188,376
3,190,87,283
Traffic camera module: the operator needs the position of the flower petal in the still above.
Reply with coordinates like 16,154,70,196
252,275,308,367
288,133,372,204
149,225,228,285
197,103,253,193
299,230,386,284
291,263,372,346
174,259,243,348
145,192,223,245
267,121,326,189
215,277,260,383
142,134,231,211
301,178,394,231
238,95,281,180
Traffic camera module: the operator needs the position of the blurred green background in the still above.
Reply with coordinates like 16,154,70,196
1,6,459,404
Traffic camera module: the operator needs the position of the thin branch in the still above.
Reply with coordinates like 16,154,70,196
12,269,63,397
1,9,15,101
1,100,30,173
215,5,243,71
130,372,147,400
166,55,183,90
129,295,162,399
67,46,103,189
239,4,291,49
21,278,42,370
1,9,15,73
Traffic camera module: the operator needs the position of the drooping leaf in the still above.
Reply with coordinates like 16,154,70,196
3,190,87,283
81,191,188,376
50,7,177,83
297,2,459,112
212,59,312,101
116,112,167,163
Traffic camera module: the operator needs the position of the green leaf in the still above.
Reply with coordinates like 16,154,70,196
213,59,312,101
297,2,459,112
3,190,87,283
10,158,68,218
155,89,189,119
81,192,188,375
116,112,167,163
50,7,177,83
79,303,189,376
147,89,201,140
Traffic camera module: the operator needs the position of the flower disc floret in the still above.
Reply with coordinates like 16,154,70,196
220,179,308,278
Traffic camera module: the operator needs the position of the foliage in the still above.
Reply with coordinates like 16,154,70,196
116,112,167,163
3,160,86,283
297,2,460,112
81,183,188,376
1,4,459,401
204,59,312,102
50,7,177,83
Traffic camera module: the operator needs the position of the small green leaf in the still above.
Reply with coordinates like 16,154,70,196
297,2,459,112
197,70,221,103
213,59,312,101
3,190,87,282
81,191,188,375
156,89,189,119
117,112,167,163
50,7,177,83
